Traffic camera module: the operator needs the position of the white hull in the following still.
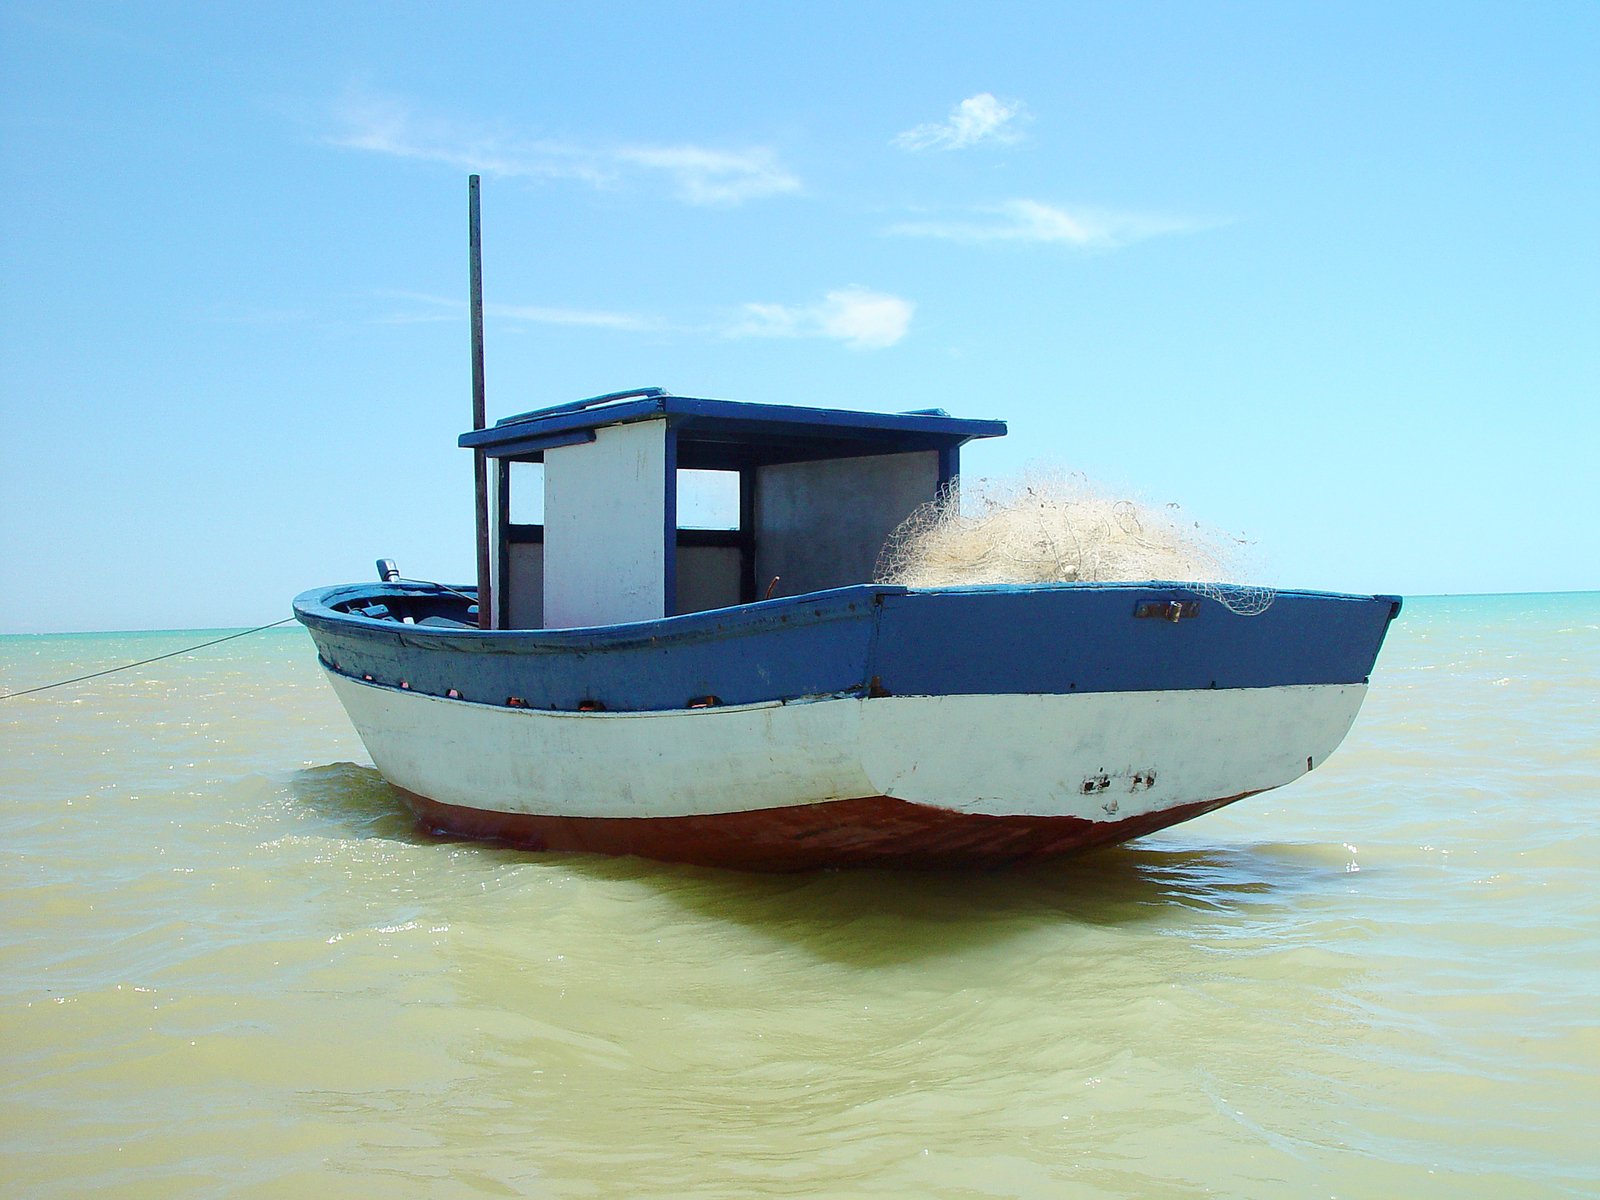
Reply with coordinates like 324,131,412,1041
327,669,1367,825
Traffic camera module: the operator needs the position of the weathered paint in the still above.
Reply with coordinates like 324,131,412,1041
327,670,875,819
294,583,1400,713
754,451,942,598
398,788,1256,871
294,576,1398,870
542,418,670,628
325,668,1366,834
458,393,1006,465
471,396,998,633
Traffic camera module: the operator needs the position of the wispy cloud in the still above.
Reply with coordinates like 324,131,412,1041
328,93,607,184
888,200,1207,249
374,288,916,351
488,303,655,331
725,288,914,350
614,145,799,206
327,90,799,206
894,93,1026,152
374,290,655,331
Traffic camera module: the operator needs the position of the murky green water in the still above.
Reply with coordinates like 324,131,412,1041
3,594,1596,1197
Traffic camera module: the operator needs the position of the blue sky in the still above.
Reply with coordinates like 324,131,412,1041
2,1,1595,633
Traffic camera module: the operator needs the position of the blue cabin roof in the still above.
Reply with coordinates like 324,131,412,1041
458,387,1006,470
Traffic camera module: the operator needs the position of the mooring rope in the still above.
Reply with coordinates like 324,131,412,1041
0,617,299,700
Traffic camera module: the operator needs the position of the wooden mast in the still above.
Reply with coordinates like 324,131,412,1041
469,175,492,629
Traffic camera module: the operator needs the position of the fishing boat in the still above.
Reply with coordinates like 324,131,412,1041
293,181,1400,871
294,383,1399,870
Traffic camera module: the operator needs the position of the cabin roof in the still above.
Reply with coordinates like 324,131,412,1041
458,388,1006,469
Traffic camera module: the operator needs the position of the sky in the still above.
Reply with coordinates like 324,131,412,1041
1,0,1596,633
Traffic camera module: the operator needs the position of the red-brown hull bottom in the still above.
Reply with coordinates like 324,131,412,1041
397,790,1258,872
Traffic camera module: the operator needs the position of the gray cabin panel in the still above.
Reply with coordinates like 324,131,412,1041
754,451,941,598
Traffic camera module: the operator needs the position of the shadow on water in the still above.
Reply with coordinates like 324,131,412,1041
284,762,1354,965
554,840,1353,966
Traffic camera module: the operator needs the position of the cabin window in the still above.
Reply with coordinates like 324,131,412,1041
508,462,545,525
674,469,745,616
498,461,546,630
675,469,740,531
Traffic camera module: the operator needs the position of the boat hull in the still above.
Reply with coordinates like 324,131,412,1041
295,581,1399,870
325,668,1369,870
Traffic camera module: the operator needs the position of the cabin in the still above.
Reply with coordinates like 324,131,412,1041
457,389,1006,630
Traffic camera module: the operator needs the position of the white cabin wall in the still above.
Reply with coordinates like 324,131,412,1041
755,451,940,597
486,462,503,629
543,419,668,628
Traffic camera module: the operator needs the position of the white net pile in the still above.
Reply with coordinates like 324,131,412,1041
874,467,1276,615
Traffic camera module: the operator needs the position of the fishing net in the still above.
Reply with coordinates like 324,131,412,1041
874,467,1276,615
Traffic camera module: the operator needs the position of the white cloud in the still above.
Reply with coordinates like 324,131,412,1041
327,90,798,206
888,199,1206,249
894,93,1026,152
727,288,913,350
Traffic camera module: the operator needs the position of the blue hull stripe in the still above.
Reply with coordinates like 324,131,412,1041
293,583,1400,714
873,587,1397,697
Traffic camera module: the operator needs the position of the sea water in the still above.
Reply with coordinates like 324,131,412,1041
1,593,1596,1198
